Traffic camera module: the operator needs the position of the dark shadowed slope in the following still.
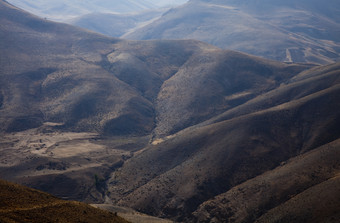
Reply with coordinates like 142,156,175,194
0,0,153,136
193,139,340,223
0,0,311,137
0,0,311,204
0,179,130,223
1,1,339,222
124,0,340,64
153,50,309,137
106,62,340,222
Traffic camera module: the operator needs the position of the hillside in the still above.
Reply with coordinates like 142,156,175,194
0,0,311,138
108,61,340,221
0,0,304,204
194,139,340,223
0,179,130,223
9,0,339,65
124,0,340,64
0,1,339,222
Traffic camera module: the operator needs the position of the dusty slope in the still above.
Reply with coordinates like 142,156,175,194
0,122,148,202
0,0,154,136
124,0,340,64
153,50,309,137
1,1,339,222
0,179,130,223
193,139,340,223
0,0,311,205
255,175,340,223
107,62,340,222
0,0,310,137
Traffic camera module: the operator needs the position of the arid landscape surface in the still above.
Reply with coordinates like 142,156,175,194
0,0,340,222
123,0,340,64
0,179,130,223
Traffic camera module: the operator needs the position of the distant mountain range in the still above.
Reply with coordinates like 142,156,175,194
68,9,167,38
124,0,340,64
6,0,187,21
0,0,339,222
8,0,340,64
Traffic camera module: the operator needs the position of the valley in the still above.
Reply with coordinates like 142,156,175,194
0,0,339,222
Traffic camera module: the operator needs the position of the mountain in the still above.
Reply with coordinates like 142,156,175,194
108,62,340,221
6,0,189,22
0,1,339,222
6,0,188,39
69,9,166,38
0,179,129,223
124,0,340,64
194,139,340,223
0,0,311,138
6,0,157,21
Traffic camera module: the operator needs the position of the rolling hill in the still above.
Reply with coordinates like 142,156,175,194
0,179,130,223
108,61,340,221
0,0,311,138
124,0,340,64
0,0,339,222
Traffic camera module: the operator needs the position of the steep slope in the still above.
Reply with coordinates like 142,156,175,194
106,62,340,221
0,0,310,137
0,0,311,204
124,0,340,64
193,139,340,223
0,0,153,136
0,179,130,223
153,50,308,137
1,1,339,222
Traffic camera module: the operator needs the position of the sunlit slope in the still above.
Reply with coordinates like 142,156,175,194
1,1,339,222
107,62,340,222
124,0,340,64
0,0,310,137
0,179,130,223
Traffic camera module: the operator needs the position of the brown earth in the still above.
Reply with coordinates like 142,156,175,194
0,1,339,222
0,179,130,223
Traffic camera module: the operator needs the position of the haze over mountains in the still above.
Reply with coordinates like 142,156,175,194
124,0,340,64
69,9,167,38
7,0,155,21
7,0,188,21
8,0,340,65
0,0,340,222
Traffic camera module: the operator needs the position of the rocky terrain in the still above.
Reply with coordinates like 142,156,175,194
0,0,339,222
0,179,130,223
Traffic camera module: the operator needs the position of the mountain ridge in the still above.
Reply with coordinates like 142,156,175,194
0,1,339,222
124,0,340,65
